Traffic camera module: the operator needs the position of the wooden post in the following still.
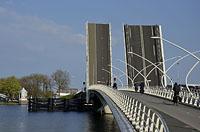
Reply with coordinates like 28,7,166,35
63,98,66,112
33,98,37,112
48,98,51,112
52,98,54,111
28,98,31,112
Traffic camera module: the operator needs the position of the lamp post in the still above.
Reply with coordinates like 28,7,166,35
108,65,134,88
151,36,200,94
165,51,200,74
176,62,180,83
186,61,200,93
160,51,200,91
102,68,124,87
128,52,173,88
134,56,179,80
133,56,180,86
151,37,200,62
116,59,150,88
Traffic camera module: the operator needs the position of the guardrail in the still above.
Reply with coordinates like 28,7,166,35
144,87,200,108
89,85,169,132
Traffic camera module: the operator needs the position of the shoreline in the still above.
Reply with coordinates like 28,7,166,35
0,102,19,105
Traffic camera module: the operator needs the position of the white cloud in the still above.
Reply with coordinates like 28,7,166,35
0,7,86,83
0,7,85,53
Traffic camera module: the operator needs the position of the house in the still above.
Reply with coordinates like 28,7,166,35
19,87,28,105
56,88,79,97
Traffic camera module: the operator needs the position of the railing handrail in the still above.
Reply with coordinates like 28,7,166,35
144,86,200,108
89,84,169,132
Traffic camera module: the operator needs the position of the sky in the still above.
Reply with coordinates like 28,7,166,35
0,0,200,88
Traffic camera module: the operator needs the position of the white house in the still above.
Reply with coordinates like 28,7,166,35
19,87,28,105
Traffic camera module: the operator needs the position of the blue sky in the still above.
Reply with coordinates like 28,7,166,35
0,0,200,88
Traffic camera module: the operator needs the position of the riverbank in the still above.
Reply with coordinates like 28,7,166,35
0,102,19,105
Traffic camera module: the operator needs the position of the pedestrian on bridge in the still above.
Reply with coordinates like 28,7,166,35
82,82,86,92
113,82,117,89
112,77,117,89
173,82,181,105
134,83,138,92
139,82,144,94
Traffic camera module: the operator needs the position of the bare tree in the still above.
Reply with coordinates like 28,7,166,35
51,69,70,95
19,73,52,97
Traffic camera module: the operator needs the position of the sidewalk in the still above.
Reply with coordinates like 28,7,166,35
122,91,200,132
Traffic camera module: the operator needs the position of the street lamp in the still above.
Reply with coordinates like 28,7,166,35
116,59,150,88
151,36,200,94
133,56,180,87
186,61,200,92
102,68,124,87
128,52,173,88
165,51,200,74
108,64,134,88
151,36,200,62
133,56,179,82
176,62,180,83
160,51,200,91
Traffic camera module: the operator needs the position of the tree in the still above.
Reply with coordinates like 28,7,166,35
19,73,52,97
0,76,21,99
51,69,70,95
0,78,6,93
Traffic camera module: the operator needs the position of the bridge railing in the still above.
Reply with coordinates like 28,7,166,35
144,87,200,108
89,85,169,132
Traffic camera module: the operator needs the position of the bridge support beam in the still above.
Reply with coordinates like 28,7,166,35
104,105,112,114
98,104,112,114
91,91,112,114
86,89,89,103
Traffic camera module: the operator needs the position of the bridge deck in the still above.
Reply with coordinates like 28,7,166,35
122,91,200,132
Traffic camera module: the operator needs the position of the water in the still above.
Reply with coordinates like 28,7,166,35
0,105,120,132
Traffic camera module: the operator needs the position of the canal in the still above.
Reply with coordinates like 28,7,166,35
0,105,120,132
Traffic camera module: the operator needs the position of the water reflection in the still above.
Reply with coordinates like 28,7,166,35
0,105,120,132
87,113,120,132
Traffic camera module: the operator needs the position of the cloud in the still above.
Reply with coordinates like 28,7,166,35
0,7,86,81
0,7,85,53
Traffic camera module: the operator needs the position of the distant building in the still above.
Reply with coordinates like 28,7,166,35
56,88,79,97
19,87,28,105
124,25,166,87
86,23,112,87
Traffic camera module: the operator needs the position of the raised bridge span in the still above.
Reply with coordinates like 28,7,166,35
88,85,200,132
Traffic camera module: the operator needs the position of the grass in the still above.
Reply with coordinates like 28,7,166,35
60,94,75,100
0,102,19,105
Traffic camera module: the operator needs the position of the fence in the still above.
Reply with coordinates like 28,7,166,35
28,97,88,112
145,87,200,108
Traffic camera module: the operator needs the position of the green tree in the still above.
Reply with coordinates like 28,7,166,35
0,78,6,93
0,76,21,99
